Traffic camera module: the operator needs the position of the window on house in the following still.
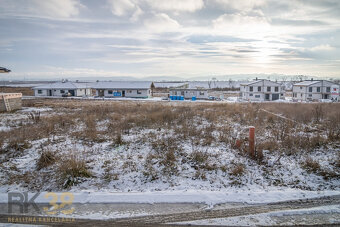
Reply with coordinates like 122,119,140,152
317,87,320,92
249,86,253,92
300,87,302,89
38,90,42,94
309,94,312,97
267,87,271,92
80,89,83,91
326,87,330,92
275,87,279,92
249,93,253,96
108,90,113,94
309,87,312,92
181,91,184,95
129,90,132,93
199,91,205,95
60,90,65,94
255,95,260,98
137,90,142,94
258,86,261,92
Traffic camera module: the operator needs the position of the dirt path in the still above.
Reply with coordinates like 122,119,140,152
110,195,340,225
1,195,339,226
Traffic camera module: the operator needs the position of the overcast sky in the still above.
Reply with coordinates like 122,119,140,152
0,0,340,80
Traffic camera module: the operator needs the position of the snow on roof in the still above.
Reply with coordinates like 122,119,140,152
187,81,232,89
293,80,336,86
33,82,90,89
293,80,321,86
92,81,152,89
240,79,281,86
154,82,187,88
240,80,261,86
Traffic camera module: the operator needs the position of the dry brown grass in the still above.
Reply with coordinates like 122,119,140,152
302,157,321,173
1,99,340,177
230,163,245,176
57,153,93,188
36,149,57,170
0,86,34,96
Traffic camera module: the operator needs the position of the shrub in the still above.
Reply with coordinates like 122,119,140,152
230,163,245,177
256,140,279,152
57,154,92,188
143,153,159,181
190,151,208,167
160,150,178,176
312,104,324,123
36,149,57,170
302,157,320,174
114,132,124,146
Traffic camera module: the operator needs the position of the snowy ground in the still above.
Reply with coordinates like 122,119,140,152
0,107,52,132
173,205,340,226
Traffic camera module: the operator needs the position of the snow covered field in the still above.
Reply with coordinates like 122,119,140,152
0,100,339,204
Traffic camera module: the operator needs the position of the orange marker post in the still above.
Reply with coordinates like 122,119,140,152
249,126,255,157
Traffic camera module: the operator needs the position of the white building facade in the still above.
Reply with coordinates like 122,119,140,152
33,82,92,97
240,80,283,101
292,80,340,101
169,88,209,99
92,81,153,98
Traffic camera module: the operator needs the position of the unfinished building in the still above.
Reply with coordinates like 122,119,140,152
0,93,22,112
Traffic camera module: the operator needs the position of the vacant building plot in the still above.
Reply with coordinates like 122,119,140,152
0,99,339,194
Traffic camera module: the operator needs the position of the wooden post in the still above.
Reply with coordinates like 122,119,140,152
249,126,255,156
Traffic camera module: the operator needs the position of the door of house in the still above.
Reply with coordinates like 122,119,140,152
272,94,279,100
69,90,75,96
48,90,52,96
122,90,125,97
265,94,270,100
98,90,104,97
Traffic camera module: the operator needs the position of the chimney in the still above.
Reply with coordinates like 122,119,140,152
311,78,313,81
255,77,258,81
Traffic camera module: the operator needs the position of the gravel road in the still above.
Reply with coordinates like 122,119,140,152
1,195,339,226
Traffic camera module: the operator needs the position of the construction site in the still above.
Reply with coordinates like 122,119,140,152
0,93,22,112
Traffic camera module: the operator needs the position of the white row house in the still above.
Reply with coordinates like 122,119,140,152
92,81,153,98
292,80,339,101
240,79,283,101
33,82,92,97
169,88,209,99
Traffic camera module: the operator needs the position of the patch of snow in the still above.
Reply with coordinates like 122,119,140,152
19,107,53,113
173,205,340,226
0,190,339,205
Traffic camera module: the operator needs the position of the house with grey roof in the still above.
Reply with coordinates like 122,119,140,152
33,81,92,97
292,80,339,101
169,82,209,99
240,79,283,101
92,81,154,98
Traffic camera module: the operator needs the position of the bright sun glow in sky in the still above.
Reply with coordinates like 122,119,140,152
0,0,339,80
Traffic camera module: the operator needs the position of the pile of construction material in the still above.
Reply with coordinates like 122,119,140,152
0,93,22,112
